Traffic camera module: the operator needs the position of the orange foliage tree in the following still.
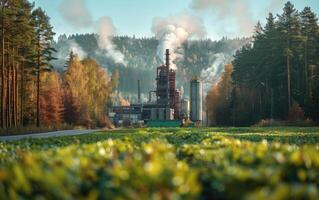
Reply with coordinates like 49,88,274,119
62,54,118,127
206,64,233,125
40,72,63,126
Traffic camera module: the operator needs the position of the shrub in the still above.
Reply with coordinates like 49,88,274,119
288,102,305,122
253,119,286,127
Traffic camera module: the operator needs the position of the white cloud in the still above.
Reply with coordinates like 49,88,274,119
59,0,92,28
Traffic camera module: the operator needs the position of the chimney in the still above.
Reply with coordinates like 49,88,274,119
165,49,170,69
166,49,170,106
138,80,141,103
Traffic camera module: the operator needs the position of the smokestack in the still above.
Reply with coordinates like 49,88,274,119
166,49,170,69
166,49,170,106
138,80,141,103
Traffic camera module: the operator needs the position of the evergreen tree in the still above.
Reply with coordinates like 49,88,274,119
31,7,55,127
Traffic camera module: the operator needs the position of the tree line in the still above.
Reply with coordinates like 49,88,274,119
0,1,118,130
207,2,319,126
0,0,55,128
53,34,250,98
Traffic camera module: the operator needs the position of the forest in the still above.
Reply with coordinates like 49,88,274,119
52,34,250,99
207,2,319,126
0,1,118,130
2,0,318,130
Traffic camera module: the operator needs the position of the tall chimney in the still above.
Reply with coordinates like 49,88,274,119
166,49,170,106
138,80,141,103
165,49,170,69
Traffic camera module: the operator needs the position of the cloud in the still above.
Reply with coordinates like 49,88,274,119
190,0,256,36
59,0,93,28
151,12,206,69
59,0,126,65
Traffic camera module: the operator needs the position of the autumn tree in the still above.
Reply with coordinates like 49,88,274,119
40,72,63,126
206,64,233,125
62,54,118,127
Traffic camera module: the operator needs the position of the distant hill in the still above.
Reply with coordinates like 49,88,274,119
52,34,250,101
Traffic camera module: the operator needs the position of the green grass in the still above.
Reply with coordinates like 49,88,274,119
0,127,318,199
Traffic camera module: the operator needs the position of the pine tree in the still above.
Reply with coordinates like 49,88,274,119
277,1,301,112
31,8,55,127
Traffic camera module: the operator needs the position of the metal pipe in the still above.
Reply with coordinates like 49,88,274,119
149,91,156,103
138,80,141,103
166,49,170,107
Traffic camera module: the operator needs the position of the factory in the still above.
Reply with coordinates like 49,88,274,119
109,49,203,127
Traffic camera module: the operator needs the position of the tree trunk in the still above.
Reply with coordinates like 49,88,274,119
304,41,308,98
287,53,291,112
1,4,5,128
13,62,17,127
36,37,40,127
20,55,24,126
6,49,10,128
270,88,274,119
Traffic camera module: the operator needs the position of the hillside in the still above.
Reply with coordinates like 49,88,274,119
53,35,250,101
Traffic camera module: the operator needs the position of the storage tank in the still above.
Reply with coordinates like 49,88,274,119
158,108,165,120
180,99,190,119
151,108,158,120
190,77,203,122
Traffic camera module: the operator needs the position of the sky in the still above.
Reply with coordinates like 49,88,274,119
31,0,319,41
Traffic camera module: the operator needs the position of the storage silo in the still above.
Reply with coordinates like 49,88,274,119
190,77,203,122
180,99,190,119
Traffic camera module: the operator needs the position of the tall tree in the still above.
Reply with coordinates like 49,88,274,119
0,0,8,128
214,1,319,125
277,1,301,112
31,8,55,127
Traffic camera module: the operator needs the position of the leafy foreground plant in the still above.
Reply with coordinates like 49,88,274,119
0,129,318,200
0,139,200,200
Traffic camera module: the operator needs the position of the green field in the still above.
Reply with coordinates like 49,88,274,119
0,127,319,200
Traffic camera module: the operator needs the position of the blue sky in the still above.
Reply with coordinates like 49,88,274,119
32,0,319,40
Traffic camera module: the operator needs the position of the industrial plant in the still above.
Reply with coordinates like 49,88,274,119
109,49,203,127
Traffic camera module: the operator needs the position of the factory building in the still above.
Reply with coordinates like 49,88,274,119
109,49,202,127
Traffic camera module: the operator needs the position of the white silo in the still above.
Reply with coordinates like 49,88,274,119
190,77,203,122
180,99,190,119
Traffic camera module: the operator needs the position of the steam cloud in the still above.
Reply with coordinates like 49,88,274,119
59,0,92,28
53,39,87,67
96,17,126,65
200,53,230,93
151,13,206,69
190,0,286,36
68,40,87,59
59,0,125,64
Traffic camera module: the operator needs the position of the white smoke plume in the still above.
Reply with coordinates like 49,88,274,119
200,53,229,93
53,38,87,67
68,40,87,59
180,86,184,98
59,0,92,28
59,1,125,65
151,12,206,69
96,17,126,65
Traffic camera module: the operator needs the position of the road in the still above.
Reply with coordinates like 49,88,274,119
0,129,99,141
